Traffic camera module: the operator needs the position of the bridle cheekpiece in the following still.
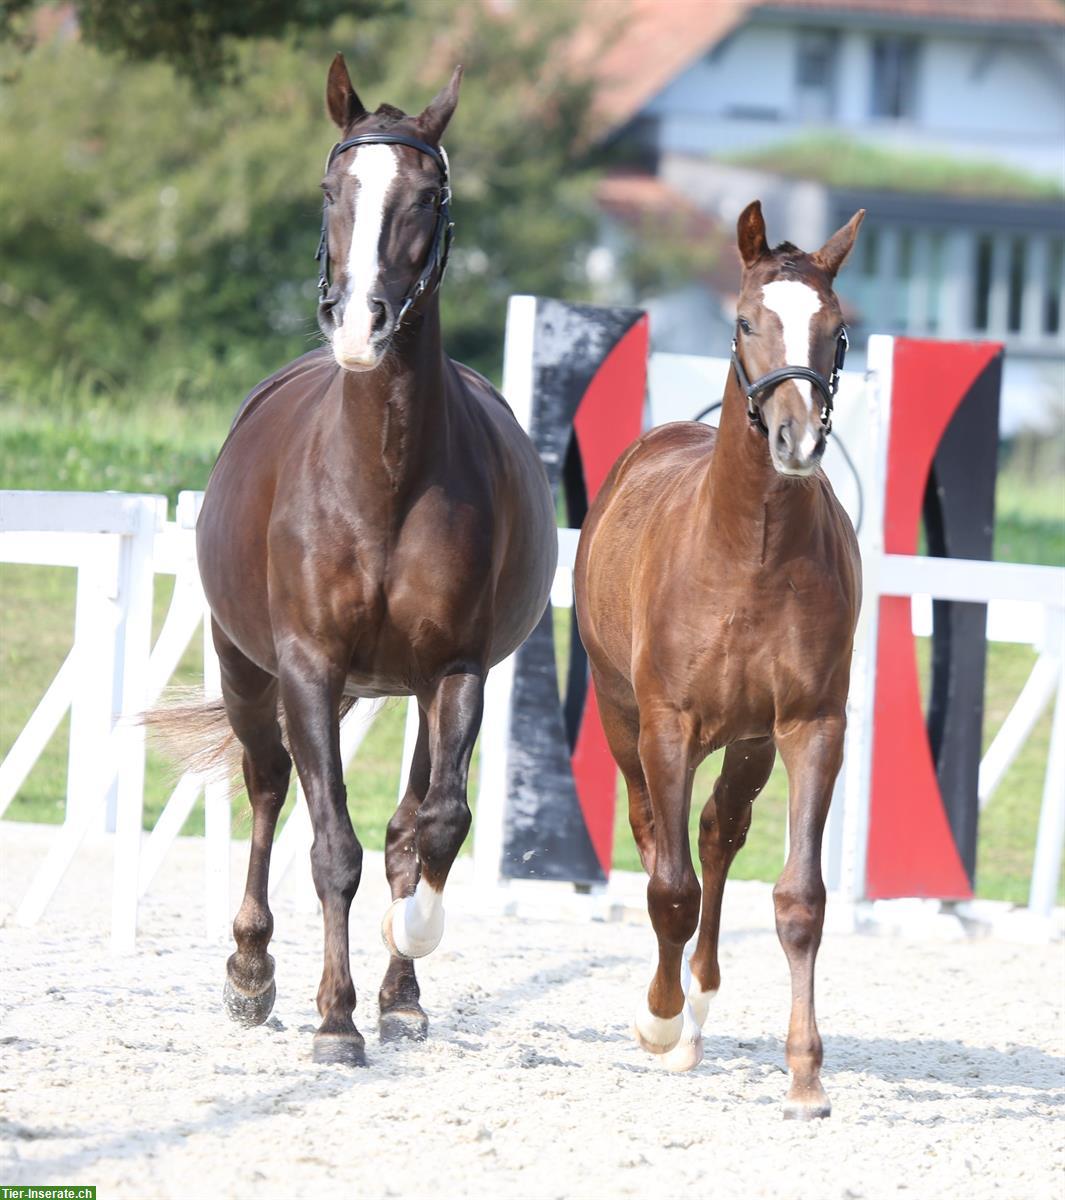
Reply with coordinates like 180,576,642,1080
315,132,454,327
730,323,848,438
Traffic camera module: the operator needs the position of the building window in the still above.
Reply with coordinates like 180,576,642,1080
1007,237,1026,334
973,235,993,332
1046,239,1063,336
796,31,838,121
870,36,919,119
926,233,944,334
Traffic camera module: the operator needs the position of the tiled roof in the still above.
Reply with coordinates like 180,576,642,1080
582,0,1065,135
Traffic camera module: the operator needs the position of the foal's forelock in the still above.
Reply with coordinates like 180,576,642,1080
332,144,400,369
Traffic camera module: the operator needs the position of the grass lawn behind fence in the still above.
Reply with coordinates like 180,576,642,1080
1,397,1062,904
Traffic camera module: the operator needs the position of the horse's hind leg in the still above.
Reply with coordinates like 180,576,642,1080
633,713,702,1071
215,623,292,1027
381,671,482,963
688,738,775,1026
773,716,844,1120
594,672,655,874
279,649,366,1066
378,705,431,1042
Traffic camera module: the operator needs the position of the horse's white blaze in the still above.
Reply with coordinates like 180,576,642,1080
388,878,444,958
760,279,822,416
333,144,399,367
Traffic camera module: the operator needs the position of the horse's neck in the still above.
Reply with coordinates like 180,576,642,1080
703,372,819,564
337,305,451,494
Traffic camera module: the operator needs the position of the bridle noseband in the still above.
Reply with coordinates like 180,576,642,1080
730,323,848,438
315,132,455,327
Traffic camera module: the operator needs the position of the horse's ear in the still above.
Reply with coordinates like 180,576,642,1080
737,200,769,269
814,209,866,279
326,53,367,131
415,65,463,143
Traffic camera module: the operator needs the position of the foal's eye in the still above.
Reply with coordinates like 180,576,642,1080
738,317,753,334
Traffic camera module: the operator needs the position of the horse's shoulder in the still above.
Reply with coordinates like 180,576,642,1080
450,359,516,420
230,348,337,433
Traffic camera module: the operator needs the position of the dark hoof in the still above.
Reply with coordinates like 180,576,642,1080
782,1097,832,1121
379,1007,429,1043
223,977,276,1027
312,1033,368,1066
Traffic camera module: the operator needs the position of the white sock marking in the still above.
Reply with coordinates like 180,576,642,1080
389,878,444,958
760,279,822,416
333,144,399,366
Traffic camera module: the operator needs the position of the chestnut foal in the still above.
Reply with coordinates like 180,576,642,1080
574,201,864,1118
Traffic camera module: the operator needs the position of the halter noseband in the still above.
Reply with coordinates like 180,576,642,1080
730,323,848,438
315,132,455,327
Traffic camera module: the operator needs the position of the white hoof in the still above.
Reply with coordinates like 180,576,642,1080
687,981,718,1028
633,1007,683,1055
661,1001,703,1072
381,884,444,959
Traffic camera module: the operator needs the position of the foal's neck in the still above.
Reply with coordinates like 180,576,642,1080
337,300,450,492
704,372,819,564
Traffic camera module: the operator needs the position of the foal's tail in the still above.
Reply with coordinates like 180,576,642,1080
144,689,362,782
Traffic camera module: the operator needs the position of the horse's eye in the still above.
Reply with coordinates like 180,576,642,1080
738,317,752,334
320,185,335,205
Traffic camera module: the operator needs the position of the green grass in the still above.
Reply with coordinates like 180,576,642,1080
0,401,1061,903
725,136,1065,202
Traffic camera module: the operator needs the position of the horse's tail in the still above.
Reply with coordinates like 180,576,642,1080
143,688,240,781
144,689,361,782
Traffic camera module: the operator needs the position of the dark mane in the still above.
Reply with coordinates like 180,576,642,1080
772,241,800,256
372,103,408,125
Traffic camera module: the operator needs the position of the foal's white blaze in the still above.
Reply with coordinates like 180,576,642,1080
760,279,823,422
333,144,399,369
385,878,445,959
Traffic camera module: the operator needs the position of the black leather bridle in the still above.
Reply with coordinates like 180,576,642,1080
730,322,848,437
315,132,454,327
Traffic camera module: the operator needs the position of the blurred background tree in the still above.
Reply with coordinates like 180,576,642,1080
0,0,599,417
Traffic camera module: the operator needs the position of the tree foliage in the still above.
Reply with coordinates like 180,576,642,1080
1,0,401,83
0,1,600,404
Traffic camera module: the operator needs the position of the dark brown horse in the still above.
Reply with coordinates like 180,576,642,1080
195,56,556,1064
574,201,864,1118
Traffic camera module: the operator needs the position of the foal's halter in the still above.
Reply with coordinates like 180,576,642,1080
730,322,848,438
315,132,455,327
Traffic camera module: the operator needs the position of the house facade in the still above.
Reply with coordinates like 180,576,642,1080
588,0,1065,431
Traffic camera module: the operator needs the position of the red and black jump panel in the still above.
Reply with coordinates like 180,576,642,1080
500,298,648,885
867,338,1003,899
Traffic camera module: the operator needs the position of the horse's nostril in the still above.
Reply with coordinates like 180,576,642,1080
369,298,389,334
776,420,794,456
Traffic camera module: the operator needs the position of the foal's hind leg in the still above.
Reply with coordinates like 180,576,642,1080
215,624,292,1027
595,674,655,874
773,717,844,1120
378,705,431,1042
279,649,366,1065
381,671,482,962
688,738,775,1026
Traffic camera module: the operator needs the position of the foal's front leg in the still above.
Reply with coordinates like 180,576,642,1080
381,671,482,962
773,716,845,1119
633,713,702,1071
279,650,366,1065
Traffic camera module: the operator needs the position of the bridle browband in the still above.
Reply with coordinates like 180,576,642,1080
315,132,454,328
730,322,848,438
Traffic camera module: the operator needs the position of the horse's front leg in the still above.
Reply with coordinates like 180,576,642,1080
378,704,431,1042
773,715,845,1119
381,671,482,962
279,648,366,1066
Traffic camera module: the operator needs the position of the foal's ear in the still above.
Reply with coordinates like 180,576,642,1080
415,65,463,143
813,209,866,279
737,200,769,269
326,53,367,131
